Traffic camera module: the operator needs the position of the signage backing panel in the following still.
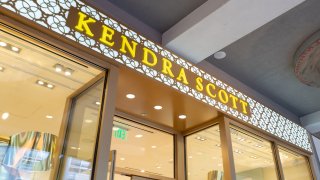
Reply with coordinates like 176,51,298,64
0,0,311,152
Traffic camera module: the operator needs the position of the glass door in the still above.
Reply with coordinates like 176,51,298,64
57,77,106,180
0,28,105,180
107,116,175,180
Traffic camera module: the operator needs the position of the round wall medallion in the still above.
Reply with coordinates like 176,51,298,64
294,30,320,87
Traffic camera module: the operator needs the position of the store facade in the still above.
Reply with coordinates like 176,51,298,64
0,0,317,179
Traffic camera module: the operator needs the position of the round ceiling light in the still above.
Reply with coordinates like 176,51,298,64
154,105,162,110
0,42,7,47
1,112,9,120
178,114,187,119
126,94,135,99
135,134,143,138
213,51,226,59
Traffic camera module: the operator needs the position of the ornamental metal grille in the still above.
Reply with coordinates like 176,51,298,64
0,0,312,152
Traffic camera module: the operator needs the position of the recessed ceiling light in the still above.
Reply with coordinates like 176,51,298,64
135,134,143,138
54,64,63,72
64,68,73,76
178,114,187,119
95,101,101,105
218,163,222,167
156,166,161,169
213,51,226,59
0,66,5,72
154,105,162,110
1,112,9,120
46,115,53,119
47,84,54,89
126,94,135,99
85,119,93,123
151,145,157,149
0,42,7,47
113,127,119,131
37,80,44,85
11,46,19,52
188,156,193,159
120,157,125,161
71,146,80,150
140,170,145,173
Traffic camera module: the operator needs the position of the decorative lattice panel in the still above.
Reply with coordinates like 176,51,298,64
0,0,312,152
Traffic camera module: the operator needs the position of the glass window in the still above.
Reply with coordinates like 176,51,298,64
110,116,174,179
0,29,103,179
186,125,223,180
230,126,278,180
278,146,313,180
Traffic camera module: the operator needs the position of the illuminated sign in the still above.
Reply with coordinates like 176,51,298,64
66,8,250,116
113,128,127,140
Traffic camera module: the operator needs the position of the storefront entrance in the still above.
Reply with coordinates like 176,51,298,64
0,26,107,179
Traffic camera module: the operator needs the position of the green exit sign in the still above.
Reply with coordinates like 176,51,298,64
114,128,127,140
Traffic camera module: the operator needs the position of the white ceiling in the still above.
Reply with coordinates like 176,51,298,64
163,0,305,63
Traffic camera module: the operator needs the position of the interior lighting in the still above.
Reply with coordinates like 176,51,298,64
37,80,45,85
85,119,93,123
0,66,5,72
250,156,258,159
95,101,101,105
71,146,80,150
135,134,143,138
113,127,119,131
154,105,162,110
140,170,145,173
11,46,19,52
120,157,125,161
255,144,263,148
1,112,9,120
64,68,74,76
54,64,63,72
151,145,157,149
156,166,161,169
0,42,7,47
47,84,54,89
46,115,53,119
188,156,193,159
178,114,187,119
126,94,135,99
213,51,226,59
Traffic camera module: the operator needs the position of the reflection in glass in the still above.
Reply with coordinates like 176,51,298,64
230,127,278,180
110,116,174,179
186,125,223,180
59,79,105,180
0,29,103,180
279,147,312,180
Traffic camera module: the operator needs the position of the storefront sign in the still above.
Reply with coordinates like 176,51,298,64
0,0,312,152
66,8,250,116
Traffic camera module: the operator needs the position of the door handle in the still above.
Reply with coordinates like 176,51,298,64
109,150,117,180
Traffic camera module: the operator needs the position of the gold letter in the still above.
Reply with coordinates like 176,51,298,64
99,25,115,47
75,12,96,37
162,58,175,78
240,100,249,114
120,35,137,58
142,48,158,67
206,83,216,98
229,94,239,109
196,77,203,91
177,68,189,85
218,90,228,104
